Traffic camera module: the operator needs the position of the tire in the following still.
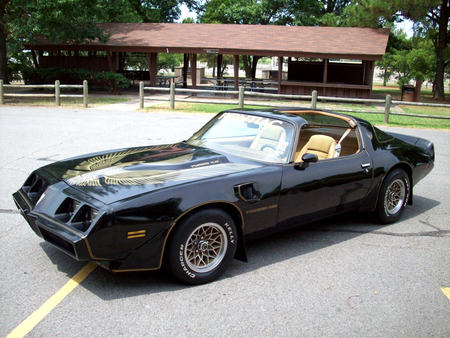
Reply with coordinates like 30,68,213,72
166,208,237,285
376,168,410,224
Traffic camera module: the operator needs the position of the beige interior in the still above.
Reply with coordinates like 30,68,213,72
295,128,360,162
295,135,336,162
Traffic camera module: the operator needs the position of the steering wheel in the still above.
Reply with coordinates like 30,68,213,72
261,144,276,152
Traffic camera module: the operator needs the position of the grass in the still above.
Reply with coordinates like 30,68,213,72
145,101,450,129
3,96,129,107
373,84,449,104
346,111,450,129
143,102,272,113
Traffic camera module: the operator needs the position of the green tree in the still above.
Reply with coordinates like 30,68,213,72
126,0,180,23
189,0,354,78
199,0,288,79
338,0,448,99
1,0,108,81
376,30,411,86
1,0,182,82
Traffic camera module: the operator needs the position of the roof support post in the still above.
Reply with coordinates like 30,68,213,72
323,58,328,96
278,56,283,94
362,60,367,85
182,53,188,88
217,54,223,79
190,53,197,89
368,60,375,98
147,52,158,87
107,52,114,72
233,55,239,91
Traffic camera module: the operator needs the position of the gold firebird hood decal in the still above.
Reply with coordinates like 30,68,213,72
66,162,261,187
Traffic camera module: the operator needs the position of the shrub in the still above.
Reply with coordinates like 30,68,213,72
22,67,90,84
93,72,130,93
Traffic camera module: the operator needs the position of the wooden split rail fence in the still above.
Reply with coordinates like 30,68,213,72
0,80,89,108
1,79,449,123
139,81,450,123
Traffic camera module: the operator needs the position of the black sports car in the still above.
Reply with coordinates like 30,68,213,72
13,108,434,284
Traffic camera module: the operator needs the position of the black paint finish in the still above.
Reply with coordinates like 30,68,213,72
12,108,434,272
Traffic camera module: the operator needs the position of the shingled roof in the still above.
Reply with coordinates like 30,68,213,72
31,23,390,60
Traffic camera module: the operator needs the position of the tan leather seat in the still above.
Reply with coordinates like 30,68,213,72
251,123,286,152
295,134,336,162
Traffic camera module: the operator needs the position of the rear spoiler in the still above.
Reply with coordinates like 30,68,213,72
388,132,435,161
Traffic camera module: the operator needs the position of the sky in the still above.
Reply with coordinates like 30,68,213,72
395,19,414,37
178,4,197,22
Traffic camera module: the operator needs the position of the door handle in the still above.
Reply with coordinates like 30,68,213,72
361,163,371,168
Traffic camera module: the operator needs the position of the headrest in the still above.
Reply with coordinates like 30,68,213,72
260,124,284,141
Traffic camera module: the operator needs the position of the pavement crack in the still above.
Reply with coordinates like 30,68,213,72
0,209,20,214
314,228,450,238
419,219,442,231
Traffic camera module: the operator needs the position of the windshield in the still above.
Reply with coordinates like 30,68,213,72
187,112,295,164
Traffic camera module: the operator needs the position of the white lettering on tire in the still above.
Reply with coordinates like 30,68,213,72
179,244,195,278
224,222,235,244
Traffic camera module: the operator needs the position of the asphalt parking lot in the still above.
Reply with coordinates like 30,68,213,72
1,105,449,337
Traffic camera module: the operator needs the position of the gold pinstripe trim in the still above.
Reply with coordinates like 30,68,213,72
282,109,356,127
32,212,111,261
109,200,245,272
18,190,33,210
127,234,146,239
111,267,159,272
234,182,255,202
127,230,146,235
127,230,146,239
246,204,278,214
83,238,111,260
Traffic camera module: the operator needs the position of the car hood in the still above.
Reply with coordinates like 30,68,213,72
38,142,261,204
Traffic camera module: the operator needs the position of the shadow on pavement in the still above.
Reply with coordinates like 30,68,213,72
39,194,440,300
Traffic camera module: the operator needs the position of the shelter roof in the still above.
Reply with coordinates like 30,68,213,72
30,23,390,60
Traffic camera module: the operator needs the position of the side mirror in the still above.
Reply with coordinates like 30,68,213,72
294,153,318,170
302,153,318,163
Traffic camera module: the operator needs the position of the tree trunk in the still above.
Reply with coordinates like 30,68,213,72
414,79,422,101
383,70,388,87
0,18,7,82
251,56,260,80
433,0,448,99
243,56,251,78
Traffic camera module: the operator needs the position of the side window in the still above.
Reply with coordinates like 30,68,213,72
295,126,360,162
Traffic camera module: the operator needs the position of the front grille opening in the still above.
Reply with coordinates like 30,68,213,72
71,205,98,232
23,173,47,204
23,173,38,193
55,198,82,222
39,227,76,256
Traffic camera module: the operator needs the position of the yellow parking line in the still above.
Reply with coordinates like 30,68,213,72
441,287,450,301
7,262,97,338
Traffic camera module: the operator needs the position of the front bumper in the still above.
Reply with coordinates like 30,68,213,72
13,190,92,260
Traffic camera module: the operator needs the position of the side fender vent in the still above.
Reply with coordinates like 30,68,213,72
234,183,260,202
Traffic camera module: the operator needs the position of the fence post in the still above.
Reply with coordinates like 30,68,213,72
83,80,88,108
55,80,60,106
238,86,244,109
169,82,175,110
311,90,317,109
139,81,144,109
0,79,3,104
384,94,391,124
